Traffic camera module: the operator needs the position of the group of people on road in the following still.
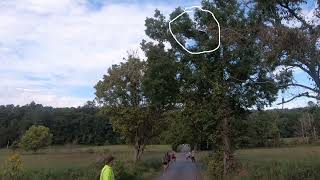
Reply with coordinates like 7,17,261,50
162,149,197,171
162,151,177,171
185,150,196,163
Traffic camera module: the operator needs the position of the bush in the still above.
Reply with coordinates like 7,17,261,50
19,125,53,152
1,153,23,180
113,161,136,180
206,150,224,178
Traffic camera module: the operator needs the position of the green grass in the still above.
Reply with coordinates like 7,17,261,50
0,145,170,171
201,145,320,179
5,144,320,179
235,145,320,164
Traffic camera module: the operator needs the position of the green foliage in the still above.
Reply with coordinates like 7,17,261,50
19,125,52,152
244,112,280,147
95,54,162,161
113,161,136,180
255,0,320,102
236,107,320,148
0,102,120,148
1,153,23,180
161,105,218,150
141,40,179,110
206,150,224,178
143,3,281,172
95,54,145,108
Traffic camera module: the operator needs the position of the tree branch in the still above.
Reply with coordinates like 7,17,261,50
277,92,319,105
229,75,275,85
284,83,319,93
287,63,310,75
279,2,313,30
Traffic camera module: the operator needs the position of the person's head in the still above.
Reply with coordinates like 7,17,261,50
103,155,115,166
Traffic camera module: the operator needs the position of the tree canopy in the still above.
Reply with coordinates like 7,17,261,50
95,54,162,161
143,0,281,174
19,125,52,152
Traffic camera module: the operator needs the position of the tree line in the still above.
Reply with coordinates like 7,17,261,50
1,100,319,148
0,101,121,148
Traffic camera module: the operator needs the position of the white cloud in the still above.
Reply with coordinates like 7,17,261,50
0,0,173,107
0,0,314,109
0,86,88,107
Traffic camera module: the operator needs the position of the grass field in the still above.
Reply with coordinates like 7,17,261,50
236,145,320,164
0,145,171,180
2,144,320,179
200,145,320,179
0,145,171,171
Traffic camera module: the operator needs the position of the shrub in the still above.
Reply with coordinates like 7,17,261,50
19,125,53,152
206,150,224,178
113,161,136,180
1,153,23,180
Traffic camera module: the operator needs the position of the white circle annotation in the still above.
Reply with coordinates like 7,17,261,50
168,6,221,55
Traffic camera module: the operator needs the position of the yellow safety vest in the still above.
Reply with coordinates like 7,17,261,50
100,165,115,180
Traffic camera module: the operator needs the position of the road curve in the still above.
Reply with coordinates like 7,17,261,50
156,153,202,180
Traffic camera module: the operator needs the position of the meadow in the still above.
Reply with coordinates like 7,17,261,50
0,145,171,180
201,145,320,180
2,144,320,179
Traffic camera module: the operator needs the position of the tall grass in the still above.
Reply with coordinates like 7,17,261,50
201,145,320,180
0,145,170,180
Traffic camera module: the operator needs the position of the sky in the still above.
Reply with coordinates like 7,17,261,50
0,0,317,108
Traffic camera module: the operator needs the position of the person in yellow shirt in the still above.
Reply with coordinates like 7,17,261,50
100,155,115,180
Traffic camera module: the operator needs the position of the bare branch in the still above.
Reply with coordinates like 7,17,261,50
287,63,310,74
284,83,319,93
277,92,319,105
279,2,313,30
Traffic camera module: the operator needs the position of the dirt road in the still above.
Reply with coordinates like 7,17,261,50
156,153,202,180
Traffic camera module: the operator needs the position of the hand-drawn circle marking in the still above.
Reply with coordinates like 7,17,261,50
168,6,221,55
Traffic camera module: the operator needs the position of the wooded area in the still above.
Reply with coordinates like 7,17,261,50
1,101,319,149
0,101,120,148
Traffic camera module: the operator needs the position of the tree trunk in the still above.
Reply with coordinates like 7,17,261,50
222,115,233,177
133,137,145,161
194,144,198,151
313,126,317,141
301,119,305,140
134,144,145,161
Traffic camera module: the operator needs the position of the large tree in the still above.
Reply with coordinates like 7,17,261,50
255,0,320,103
95,54,159,161
144,0,279,175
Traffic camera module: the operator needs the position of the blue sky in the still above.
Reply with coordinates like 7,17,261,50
0,0,317,108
